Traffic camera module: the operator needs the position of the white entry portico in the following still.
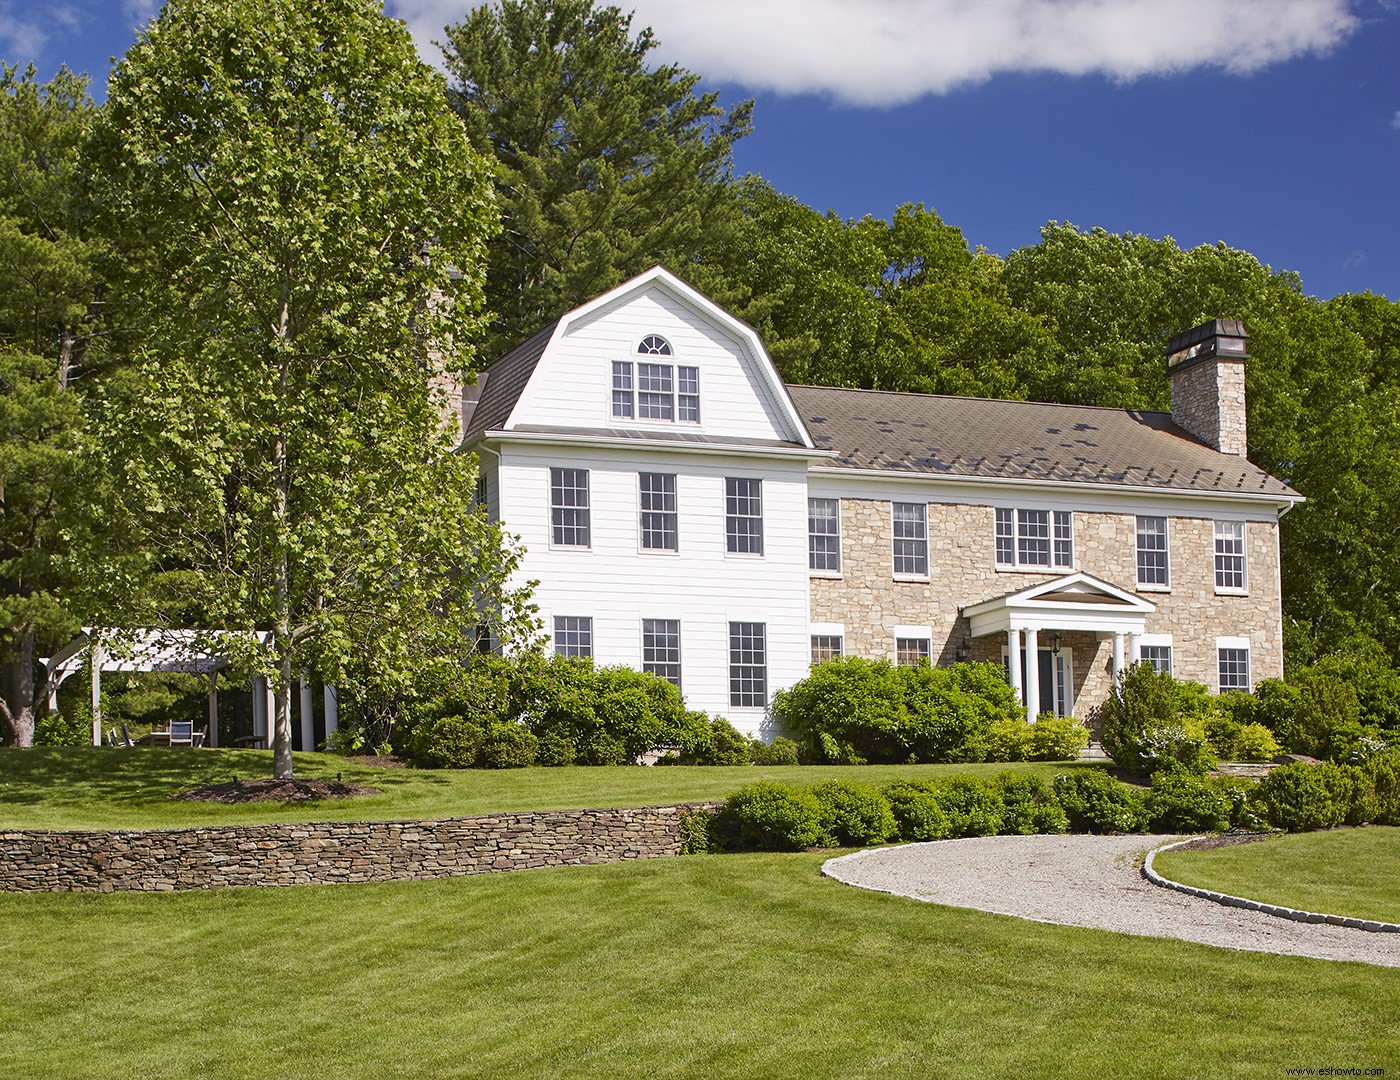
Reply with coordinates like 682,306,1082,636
961,573,1157,718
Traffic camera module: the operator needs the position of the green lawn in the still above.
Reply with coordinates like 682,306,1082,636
0,747,1088,831
1,852,1396,1079
1153,828,1400,925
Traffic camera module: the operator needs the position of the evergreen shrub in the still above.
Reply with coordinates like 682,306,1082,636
1051,770,1145,834
811,780,897,845
726,781,826,850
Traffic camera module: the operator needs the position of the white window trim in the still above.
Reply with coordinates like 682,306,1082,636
724,477,764,559
810,622,846,638
727,619,768,710
808,497,843,578
994,507,1075,572
1214,520,1249,595
891,502,930,582
1216,637,1252,692
608,338,700,427
1135,515,1171,592
893,626,934,665
640,617,683,691
1137,634,1173,675
637,471,680,556
548,466,591,551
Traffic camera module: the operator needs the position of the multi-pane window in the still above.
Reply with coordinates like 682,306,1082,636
1219,647,1251,692
1136,516,1170,587
611,362,634,419
553,616,592,659
639,473,677,551
892,503,928,576
1215,521,1246,591
643,619,682,688
550,468,590,547
995,508,1074,568
896,638,931,666
726,478,763,554
1140,645,1172,675
638,363,674,420
808,498,841,572
729,622,767,707
610,337,698,424
810,635,843,664
475,472,488,508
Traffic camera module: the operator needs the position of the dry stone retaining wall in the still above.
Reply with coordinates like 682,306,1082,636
0,804,717,893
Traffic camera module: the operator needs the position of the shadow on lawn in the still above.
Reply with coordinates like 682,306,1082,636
0,746,449,817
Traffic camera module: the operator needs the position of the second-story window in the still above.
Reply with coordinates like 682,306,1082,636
1137,516,1169,587
611,362,634,419
639,472,678,551
892,503,928,577
609,336,699,424
1215,521,1247,591
726,477,763,554
996,508,1073,569
808,497,840,572
550,467,590,547
638,362,674,419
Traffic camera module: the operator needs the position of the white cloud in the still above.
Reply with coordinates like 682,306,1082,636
1392,109,1400,129
388,0,1359,106
121,0,160,20
0,11,47,59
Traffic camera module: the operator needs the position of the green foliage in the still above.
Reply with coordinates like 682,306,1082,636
936,775,1005,838
1095,664,1217,775
984,717,1030,762
1204,708,1282,762
882,780,952,841
992,772,1068,835
675,715,753,766
33,709,90,747
726,781,826,851
1253,762,1358,832
1051,771,1146,834
1027,714,1091,761
750,737,800,766
811,780,897,846
442,0,752,356
1145,772,1235,834
676,807,721,855
408,715,485,770
477,721,538,769
1362,752,1400,826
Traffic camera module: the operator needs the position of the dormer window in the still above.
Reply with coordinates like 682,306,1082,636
610,335,699,423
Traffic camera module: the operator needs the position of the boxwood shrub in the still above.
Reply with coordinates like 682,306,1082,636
812,780,898,845
1051,770,1146,834
1253,761,1358,832
726,781,827,850
1144,770,1234,833
882,780,952,841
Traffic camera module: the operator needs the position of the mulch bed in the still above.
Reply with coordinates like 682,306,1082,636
342,754,408,769
174,778,382,803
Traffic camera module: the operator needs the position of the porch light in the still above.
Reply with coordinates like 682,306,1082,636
1049,633,1062,655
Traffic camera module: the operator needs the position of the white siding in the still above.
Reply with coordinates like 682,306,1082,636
499,441,810,736
508,286,799,444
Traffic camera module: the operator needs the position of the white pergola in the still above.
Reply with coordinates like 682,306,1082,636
43,629,338,749
962,573,1157,717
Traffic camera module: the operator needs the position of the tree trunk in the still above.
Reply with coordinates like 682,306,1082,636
270,277,295,780
1,631,38,747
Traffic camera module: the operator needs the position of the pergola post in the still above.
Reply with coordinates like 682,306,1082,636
90,643,104,746
323,685,338,743
299,673,314,753
208,670,219,748
1024,627,1041,721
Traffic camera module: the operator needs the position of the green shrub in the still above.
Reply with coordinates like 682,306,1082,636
984,718,1030,762
902,662,1021,764
1094,664,1216,775
812,781,897,845
773,656,907,763
1213,776,1268,831
936,776,1004,837
1278,668,1365,761
1205,711,1281,762
1254,761,1356,831
1145,771,1233,833
1051,770,1145,834
882,780,952,841
992,772,1067,835
677,807,722,854
1363,751,1400,825
751,737,800,766
1028,714,1090,761
676,715,753,766
535,728,576,766
477,721,537,768
1234,723,1282,762
406,713,484,769
34,710,93,747
726,782,827,850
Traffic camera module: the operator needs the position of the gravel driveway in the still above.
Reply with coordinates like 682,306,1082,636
823,834,1400,968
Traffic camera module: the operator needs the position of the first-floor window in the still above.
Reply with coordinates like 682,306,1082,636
553,616,592,659
729,622,767,706
1219,647,1251,692
896,638,931,666
643,619,681,688
810,635,843,664
1140,644,1172,674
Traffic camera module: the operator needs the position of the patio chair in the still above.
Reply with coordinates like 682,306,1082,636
119,724,136,747
169,720,195,746
192,727,207,748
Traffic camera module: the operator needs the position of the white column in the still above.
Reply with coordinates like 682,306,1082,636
1129,633,1142,667
1024,627,1041,720
251,675,267,742
299,673,315,754
1112,632,1126,683
323,685,339,743
1006,628,1023,710
208,671,219,748
90,644,104,746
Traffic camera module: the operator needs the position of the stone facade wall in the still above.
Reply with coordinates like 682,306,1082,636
811,499,1283,717
1169,358,1247,456
0,804,716,894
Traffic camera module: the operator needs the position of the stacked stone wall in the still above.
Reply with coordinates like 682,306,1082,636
1169,359,1247,456
0,804,717,894
811,499,1283,716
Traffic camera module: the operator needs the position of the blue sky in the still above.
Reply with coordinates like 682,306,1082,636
5,0,1397,301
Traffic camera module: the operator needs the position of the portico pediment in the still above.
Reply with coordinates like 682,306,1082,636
962,572,1155,638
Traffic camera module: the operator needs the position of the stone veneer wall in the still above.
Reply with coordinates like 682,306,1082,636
0,804,716,894
810,499,1284,717
1169,358,1247,456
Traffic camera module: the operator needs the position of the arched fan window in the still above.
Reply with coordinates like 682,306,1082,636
637,334,673,356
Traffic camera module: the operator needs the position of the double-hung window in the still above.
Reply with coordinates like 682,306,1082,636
729,622,767,707
995,508,1074,569
1136,516,1169,587
639,473,677,551
1140,645,1172,675
892,503,928,577
896,638,931,666
550,468,590,547
726,478,763,554
553,616,592,659
810,635,843,664
1215,521,1247,592
1218,646,1251,692
610,336,699,424
808,498,841,572
643,619,682,688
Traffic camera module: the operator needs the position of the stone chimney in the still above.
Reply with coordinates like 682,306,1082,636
1165,319,1249,456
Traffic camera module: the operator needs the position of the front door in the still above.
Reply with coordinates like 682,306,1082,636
1004,647,1073,717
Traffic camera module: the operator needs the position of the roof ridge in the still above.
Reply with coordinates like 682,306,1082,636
787,382,1170,417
